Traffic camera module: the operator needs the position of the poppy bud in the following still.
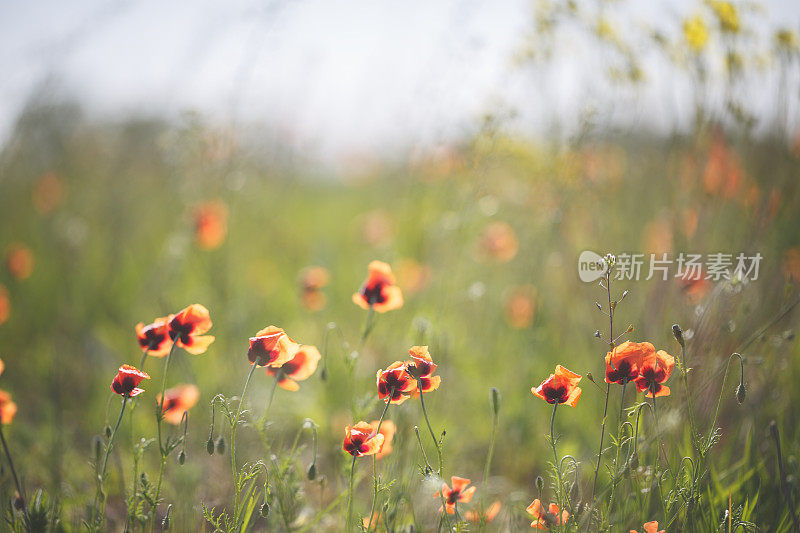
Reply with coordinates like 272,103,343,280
769,420,779,440
104,425,112,439
162,504,172,530
320,367,327,381
535,476,544,495
178,451,186,465
586,372,595,383
206,437,215,455
490,387,501,416
569,480,579,502
672,324,684,347
594,330,601,338
736,382,746,404
629,452,639,469
216,436,225,454
13,492,24,511
93,435,103,466
260,501,270,518
626,324,634,333
307,463,317,480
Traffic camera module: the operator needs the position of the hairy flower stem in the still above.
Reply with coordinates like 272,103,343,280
346,454,357,533
419,388,443,475
92,395,128,528
482,402,499,492
549,402,564,533
606,382,628,521
367,392,393,532
258,372,280,430
231,362,258,524
150,339,179,532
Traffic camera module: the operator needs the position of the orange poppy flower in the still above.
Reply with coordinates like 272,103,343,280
265,345,321,390
4,244,34,281
531,365,582,407
193,200,228,250
630,521,665,533
135,315,174,357
157,384,200,425
504,286,536,329
0,284,9,326
248,326,299,367
369,419,396,459
376,362,417,404
677,269,713,302
634,350,675,398
0,390,17,424
352,261,404,313
435,477,476,514
32,171,64,215
111,364,150,397
168,304,215,355
465,501,501,523
343,421,385,457
405,346,442,394
476,221,518,262
299,266,330,311
526,499,568,529
362,513,383,530
0,358,4,376
605,341,655,385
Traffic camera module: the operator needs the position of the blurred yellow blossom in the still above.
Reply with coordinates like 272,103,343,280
684,15,709,53
709,1,740,34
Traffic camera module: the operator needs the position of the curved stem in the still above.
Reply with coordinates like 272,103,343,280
258,373,280,430
150,338,179,532
346,455,357,533
231,363,258,523
93,396,128,527
419,388,443,475
367,395,393,532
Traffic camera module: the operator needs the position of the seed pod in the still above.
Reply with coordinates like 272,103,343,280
260,502,271,518
736,382,746,404
535,476,544,494
178,451,186,465
307,463,317,481
629,452,639,470
206,437,215,455
216,436,225,455
13,492,24,511
104,425,112,439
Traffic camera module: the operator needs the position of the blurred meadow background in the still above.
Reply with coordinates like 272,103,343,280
2,0,800,530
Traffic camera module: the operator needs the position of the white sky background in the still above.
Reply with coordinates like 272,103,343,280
1,0,799,163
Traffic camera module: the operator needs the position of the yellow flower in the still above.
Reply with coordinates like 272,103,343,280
709,1,740,34
684,15,709,53
776,29,799,54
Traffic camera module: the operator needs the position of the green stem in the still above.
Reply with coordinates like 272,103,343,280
346,455,357,533
94,395,128,527
549,402,564,533
419,388,443,475
258,373,280,430
150,338,179,532
231,363,258,522
367,395,393,532
606,381,628,524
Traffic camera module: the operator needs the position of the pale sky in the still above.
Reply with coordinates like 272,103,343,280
1,0,799,162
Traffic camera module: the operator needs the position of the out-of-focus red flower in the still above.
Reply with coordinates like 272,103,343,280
343,421,385,457
299,266,330,311
248,326,299,367
782,247,800,282
0,285,9,326
265,345,321,390
4,244,34,281
476,221,518,262
353,261,403,313
532,365,582,407
630,521,665,533
396,258,432,294
111,364,150,397
136,316,174,357
465,501,502,523
435,476,476,514
504,286,537,329
193,201,228,250
168,304,215,355
376,362,417,404
643,217,673,255
0,390,17,424
370,419,396,459
360,209,395,248
703,134,743,199
405,346,441,395
158,384,200,425
32,171,64,215
677,268,713,302
634,350,675,398
605,341,654,385
526,499,568,529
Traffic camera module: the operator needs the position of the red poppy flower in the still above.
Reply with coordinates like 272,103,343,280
0,357,4,376
526,499,568,529
299,266,330,311
476,221,518,263
634,350,675,398
605,341,654,385
4,244,34,281
0,390,17,424
405,345,442,394
342,421,385,457
193,200,228,250
465,501,501,523
111,364,150,397
531,365,582,407
376,362,417,405
32,171,64,215
157,384,200,425
435,477,476,514
135,315,174,357
0,284,9,327
369,419,396,459
248,326,299,367
630,521,665,533
265,345,321,390
168,304,215,355
352,261,404,313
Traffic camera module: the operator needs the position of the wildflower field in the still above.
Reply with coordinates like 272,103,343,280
1,1,800,532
